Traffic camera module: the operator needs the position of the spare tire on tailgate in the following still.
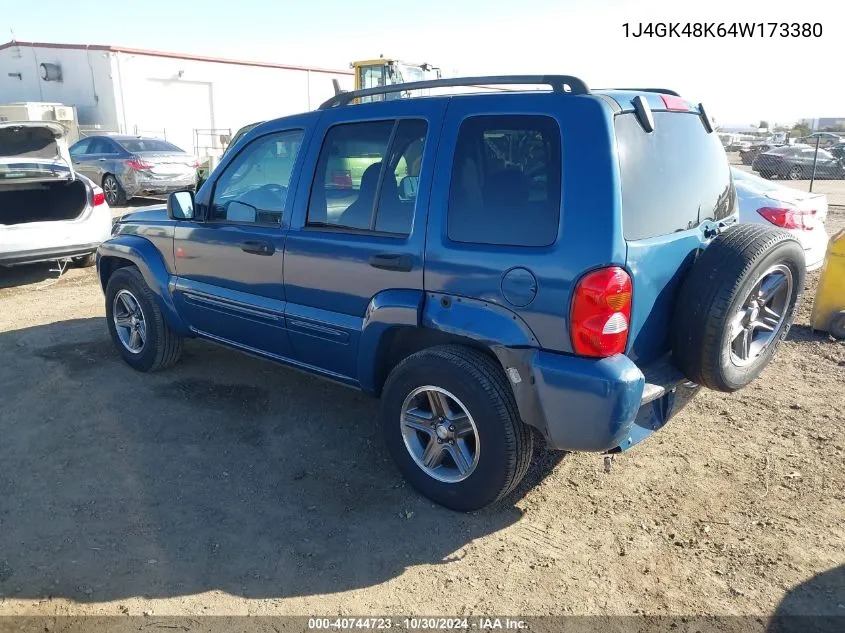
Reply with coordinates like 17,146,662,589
671,224,805,392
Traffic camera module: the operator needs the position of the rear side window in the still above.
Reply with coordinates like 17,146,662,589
447,115,561,247
616,112,734,241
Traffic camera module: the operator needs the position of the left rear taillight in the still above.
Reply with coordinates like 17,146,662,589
92,185,107,207
570,266,633,358
757,207,816,231
126,158,152,171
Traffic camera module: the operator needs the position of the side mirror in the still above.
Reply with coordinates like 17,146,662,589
167,190,195,220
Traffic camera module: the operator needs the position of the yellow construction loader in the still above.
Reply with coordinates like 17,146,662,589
347,57,440,102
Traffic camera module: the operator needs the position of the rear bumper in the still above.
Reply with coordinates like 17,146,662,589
0,242,100,266
119,172,197,198
495,348,698,452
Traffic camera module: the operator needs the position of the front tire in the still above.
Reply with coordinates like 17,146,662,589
380,345,533,511
787,165,803,180
105,266,183,371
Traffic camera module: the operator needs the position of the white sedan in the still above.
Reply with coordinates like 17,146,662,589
1,121,112,267
733,167,829,270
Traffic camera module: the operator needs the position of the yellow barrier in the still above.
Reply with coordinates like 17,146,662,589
811,228,845,339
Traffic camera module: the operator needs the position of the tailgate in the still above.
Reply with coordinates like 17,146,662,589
615,109,736,366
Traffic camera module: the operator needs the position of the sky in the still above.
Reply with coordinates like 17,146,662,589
1,0,841,126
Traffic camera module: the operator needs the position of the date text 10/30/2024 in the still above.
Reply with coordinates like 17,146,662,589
623,23,822,38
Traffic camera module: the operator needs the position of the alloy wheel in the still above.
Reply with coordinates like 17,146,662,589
399,386,480,483
103,177,119,205
729,264,793,367
113,289,147,354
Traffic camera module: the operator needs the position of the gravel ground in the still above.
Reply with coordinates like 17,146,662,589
0,209,842,618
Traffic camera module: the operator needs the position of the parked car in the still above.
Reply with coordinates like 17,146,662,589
732,168,829,270
0,121,111,267
752,145,845,180
830,142,845,160
740,144,772,165
98,77,805,511
69,135,198,206
796,132,841,148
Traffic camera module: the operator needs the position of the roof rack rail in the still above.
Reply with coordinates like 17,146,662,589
319,74,590,109
609,88,682,96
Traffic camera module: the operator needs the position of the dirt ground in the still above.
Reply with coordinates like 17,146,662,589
0,208,843,619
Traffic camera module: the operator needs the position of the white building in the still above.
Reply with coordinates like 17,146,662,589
0,40,353,156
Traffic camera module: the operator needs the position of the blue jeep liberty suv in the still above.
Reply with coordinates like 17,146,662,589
98,76,805,511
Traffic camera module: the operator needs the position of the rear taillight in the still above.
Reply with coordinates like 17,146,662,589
331,169,353,189
757,207,816,231
126,158,152,171
92,185,106,206
570,267,633,358
660,94,689,111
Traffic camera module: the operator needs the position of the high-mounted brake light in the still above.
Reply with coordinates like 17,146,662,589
570,267,633,358
660,94,689,111
757,207,816,231
92,185,106,206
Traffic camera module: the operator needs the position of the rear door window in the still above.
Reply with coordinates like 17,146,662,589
447,115,561,246
306,119,428,235
616,112,734,240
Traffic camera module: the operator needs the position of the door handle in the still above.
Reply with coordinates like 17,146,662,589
98,158,107,162
368,253,412,272
241,240,275,256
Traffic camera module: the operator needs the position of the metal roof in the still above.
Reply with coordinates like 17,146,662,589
0,40,353,76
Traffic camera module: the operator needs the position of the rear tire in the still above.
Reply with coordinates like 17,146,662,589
787,165,803,180
672,224,804,392
105,266,183,371
380,345,533,511
102,174,127,206
72,252,96,268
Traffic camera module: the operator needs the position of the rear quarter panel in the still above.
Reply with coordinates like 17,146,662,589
423,93,626,354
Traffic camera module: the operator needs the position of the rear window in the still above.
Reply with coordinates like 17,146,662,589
616,112,734,241
117,138,184,153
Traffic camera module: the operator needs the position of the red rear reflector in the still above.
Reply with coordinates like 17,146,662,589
126,158,152,171
570,267,633,358
331,170,353,189
757,207,816,231
660,94,689,111
92,187,106,206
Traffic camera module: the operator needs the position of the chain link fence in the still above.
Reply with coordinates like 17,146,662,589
727,132,845,208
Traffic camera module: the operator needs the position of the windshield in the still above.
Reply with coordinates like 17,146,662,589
397,64,427,83
117,138,185,153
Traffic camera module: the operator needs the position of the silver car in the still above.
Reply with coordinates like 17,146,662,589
69,135,198,206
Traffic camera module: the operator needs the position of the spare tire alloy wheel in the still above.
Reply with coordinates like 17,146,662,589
672,224,805,392
729,264,793,366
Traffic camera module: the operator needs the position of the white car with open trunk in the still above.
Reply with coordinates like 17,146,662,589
1,121,112,267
